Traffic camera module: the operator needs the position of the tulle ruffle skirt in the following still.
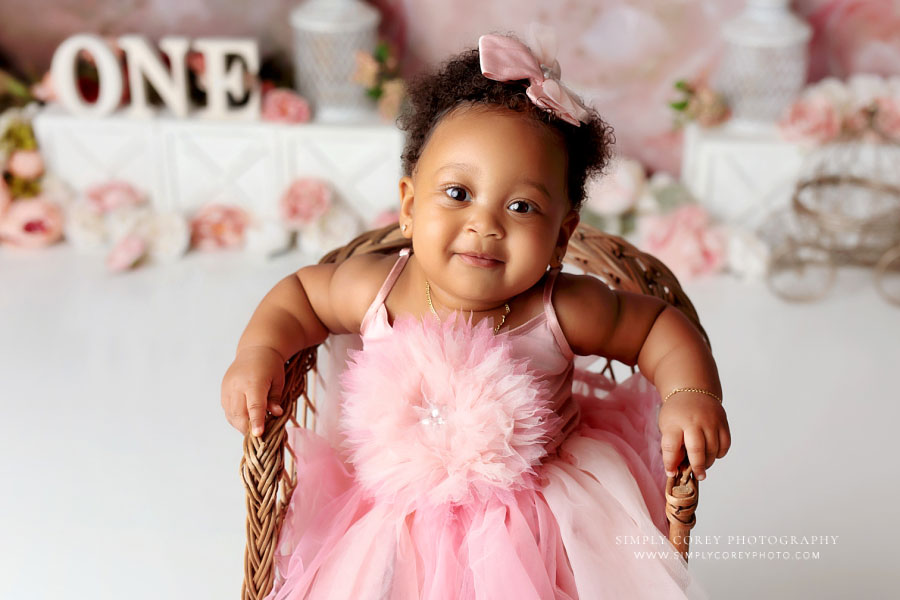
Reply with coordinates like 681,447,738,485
264,369,708,599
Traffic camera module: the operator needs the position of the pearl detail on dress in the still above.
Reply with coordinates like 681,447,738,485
420,403,447,427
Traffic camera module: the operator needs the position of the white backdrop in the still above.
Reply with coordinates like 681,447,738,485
1,244,898,599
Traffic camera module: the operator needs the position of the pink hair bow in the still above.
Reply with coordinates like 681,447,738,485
478,27,591,127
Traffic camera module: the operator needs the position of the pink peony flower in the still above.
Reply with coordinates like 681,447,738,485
0,196,64,248
84,181,146,214
778,92,842,145
6,150,45,181
637,203,727,281
261,89,312,124
0,179,11,218
189,203,249,250
339,311,557,512
585,158,646,217
106,233,148,272
279,178,332,229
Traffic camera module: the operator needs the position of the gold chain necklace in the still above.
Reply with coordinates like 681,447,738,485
425,280,510,334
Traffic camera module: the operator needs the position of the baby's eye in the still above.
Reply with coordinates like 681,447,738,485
444,186,470,202
508,200,534,214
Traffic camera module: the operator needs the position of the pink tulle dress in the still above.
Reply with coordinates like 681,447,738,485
265,247,709,599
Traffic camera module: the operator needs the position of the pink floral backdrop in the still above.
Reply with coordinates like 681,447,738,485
1,0,898,174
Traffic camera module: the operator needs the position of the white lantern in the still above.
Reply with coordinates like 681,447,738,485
289,0,381,123
714,0,812,127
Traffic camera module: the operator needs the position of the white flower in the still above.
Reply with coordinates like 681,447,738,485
143,211,190,263
808,77,853,114
585,157,646,217
105,205,154,242
886,76,900,99
39,174,76,210
63,200,108,252
298,201,364,258
723,225,770,282
244,218,294,259
846,73,889,110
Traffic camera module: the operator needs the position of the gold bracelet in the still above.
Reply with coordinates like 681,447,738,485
663,387,722,403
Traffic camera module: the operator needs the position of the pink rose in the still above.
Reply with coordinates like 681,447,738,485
0,197,64,249
873,96,900,140
106,233,148,272
637,203,727,281
279,178,332,229
371,209,400,229
84,181,146,214
778,92,842,145
261,89,312,124
0,179,11,218
189,204,249,251
6,150,45,181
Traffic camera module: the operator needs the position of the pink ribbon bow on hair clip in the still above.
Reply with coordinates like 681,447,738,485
478,26,591,127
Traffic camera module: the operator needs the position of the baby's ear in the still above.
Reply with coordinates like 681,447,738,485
556,208,580,249
399,176,414,211
398,176,415,237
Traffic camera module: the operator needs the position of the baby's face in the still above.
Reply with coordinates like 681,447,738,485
399,106,579,309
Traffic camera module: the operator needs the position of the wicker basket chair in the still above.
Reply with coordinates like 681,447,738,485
240,221,710,600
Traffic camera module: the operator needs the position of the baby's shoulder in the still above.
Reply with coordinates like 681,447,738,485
329,251,398,333
550,272,620,357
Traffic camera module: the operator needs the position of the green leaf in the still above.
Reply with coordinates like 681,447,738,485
674,79,690,91
669,100,689,111
8,175,41,198
620,211,636,235
374,42,390,64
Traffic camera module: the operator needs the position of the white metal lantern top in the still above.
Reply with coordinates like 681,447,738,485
290,0,380,34
723,0,812,47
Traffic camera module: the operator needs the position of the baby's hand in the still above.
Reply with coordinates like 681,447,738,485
220,346,287,437
658,392,731,482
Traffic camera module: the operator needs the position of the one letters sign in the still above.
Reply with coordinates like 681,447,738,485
50,33,260,119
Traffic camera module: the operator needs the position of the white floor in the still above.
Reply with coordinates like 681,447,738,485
1,243,898,599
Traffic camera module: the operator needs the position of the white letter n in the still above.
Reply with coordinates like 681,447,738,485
118,35,190,118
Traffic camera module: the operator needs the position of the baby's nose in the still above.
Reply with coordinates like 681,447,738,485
465,207,504,238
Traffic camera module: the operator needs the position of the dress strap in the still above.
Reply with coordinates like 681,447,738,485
360,247,412,334
542,266,575,359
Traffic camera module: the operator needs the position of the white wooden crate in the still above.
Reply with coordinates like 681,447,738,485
681,122,806,227
32,106,405,222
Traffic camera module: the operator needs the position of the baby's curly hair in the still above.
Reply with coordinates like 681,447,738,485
396,39,615,212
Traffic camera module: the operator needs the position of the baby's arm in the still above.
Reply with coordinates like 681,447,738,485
556,274,730,481
221,254,382,436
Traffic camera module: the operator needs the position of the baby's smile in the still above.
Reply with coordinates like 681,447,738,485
456,252,504,269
